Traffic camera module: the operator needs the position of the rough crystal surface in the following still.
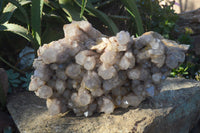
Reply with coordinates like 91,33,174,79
29,21,189,117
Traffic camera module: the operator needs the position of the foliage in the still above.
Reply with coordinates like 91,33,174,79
170,65,189,78
0,0,35,45
6,69,22,89
20,72,33,90
195,71,200,81
0,0,199,94
75,0,119,34
120,0,144,35
136,0,178,39
31,0,44,46
6,69,32,91
178,27,193,44
172,27,196,79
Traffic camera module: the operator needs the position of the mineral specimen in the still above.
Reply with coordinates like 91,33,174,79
29,21,189,117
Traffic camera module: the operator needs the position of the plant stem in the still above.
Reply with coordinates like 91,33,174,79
120,0,144,35
0,56,25,74
108,15,131,20
94,0,114,9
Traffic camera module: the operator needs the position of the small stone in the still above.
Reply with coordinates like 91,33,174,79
74,20,102,39
100,51,117,65
84,56,96,70
98,64,117,80
35,85,53,99
56,69,67,80
63,22,89,42
63,89,71,100
99,97,115,114
116,31,130,45
90,38,107,53
119,51,135,70
139,68,151,81
81,71,101,91
112,87,128,97
152,73,162,84
127,68,141,80
77,88,92,106
75,50,95,65
46,98,62,115
65,63,81,79
55,79,67,94
132,85,144,96
151,55,166,68
29,76,45,91
91,88,104,97
145,83,155,97
166,54,179,69
103,75,124,92
50,64,58,70
121,94,143,108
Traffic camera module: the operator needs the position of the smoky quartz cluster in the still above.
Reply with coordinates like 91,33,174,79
29,21,189,117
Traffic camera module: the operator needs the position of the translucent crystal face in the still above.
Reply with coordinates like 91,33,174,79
29,21,189,117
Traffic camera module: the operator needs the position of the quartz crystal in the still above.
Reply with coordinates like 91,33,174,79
29,21,189,117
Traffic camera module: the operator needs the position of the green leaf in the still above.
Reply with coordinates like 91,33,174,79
44,0,60,9
184,66,189,71
0,23,34,43
12,83,19,88
59,0,83,22
75,0,119,35
10,79,21,84
120,0,144,35
22,83,28,88
8,0,30,24
0,0,6,13
10,73,19,79
0,2,16,24
20,77,27,81
31,0,44,46
183,72,188,75
80,0,87,18
41,23,64,44
43,1,70,22
0,0,31,24
170,72,176,76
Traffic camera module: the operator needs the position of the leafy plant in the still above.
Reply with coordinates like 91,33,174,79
195,71,200,81
31,0,44,46
6,69,33,92
120,0,144,35
178,27,193,44
20,72,33,90
74,0,119,34
170,65,189,78
6,69,22,89
0,0,34,44
136,0,178,38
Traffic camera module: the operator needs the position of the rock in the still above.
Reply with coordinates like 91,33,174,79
160,0,200,13
177,8,200,35
0,111,15,133
7,78,200,133
29,21,189,116
0,68,8,96
192,35,200,55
